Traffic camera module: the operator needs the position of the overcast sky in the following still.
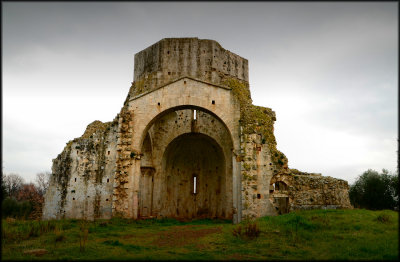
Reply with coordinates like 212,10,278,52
2,2,398,184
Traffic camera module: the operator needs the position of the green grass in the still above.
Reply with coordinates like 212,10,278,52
1,209,398,260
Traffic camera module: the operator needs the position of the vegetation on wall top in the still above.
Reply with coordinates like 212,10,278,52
221,77,288,172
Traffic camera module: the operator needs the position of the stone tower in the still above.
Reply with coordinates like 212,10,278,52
43,38,352,223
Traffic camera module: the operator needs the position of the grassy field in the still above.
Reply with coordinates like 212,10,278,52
1,209,398,260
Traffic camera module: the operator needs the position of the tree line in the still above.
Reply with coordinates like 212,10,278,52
1,172,50,219
349,169,398,210
1,168,398,220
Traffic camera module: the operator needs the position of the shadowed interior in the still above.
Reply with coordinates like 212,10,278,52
159,133,227,219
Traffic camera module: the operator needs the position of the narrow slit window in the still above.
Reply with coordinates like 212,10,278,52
193,176,197,194
107,178,109,183
75,178,77,182
193,109,197,120
108,151,110,155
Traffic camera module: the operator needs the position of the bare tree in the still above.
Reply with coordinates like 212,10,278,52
16,182,44,219
35,171,50,196
3,173,25,198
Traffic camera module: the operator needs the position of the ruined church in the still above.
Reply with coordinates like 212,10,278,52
43,38,352,223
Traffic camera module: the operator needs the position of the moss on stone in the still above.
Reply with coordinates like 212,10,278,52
242,172,252,181
221,77,288,172
112,106,134,215
64,119,115,187
93,194,101,219
95,139,106,184
81,120,111,139
242,163,251,171
66,140,73,148
53,147,73,212
289,168,322,176
126,71,160,102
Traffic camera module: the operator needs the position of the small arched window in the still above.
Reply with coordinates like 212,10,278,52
275,181,287,191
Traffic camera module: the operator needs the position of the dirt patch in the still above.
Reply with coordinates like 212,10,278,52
228,253,259,260
23,249,48,256
122,234,135,239
6,217,16,224
152,225,222,247
195,243,212,250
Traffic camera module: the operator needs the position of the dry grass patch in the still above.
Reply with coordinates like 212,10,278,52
152,225,222,247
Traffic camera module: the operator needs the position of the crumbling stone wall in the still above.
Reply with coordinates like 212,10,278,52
220,73,351,218
112,108,135,217
43,37,352,222
43,119,119,219
269,170,352,214
219,77,290,218
240,134,276,218
42,145,72,219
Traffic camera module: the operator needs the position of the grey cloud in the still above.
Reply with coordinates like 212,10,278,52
2,2,397,183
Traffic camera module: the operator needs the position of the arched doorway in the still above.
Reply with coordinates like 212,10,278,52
160,133,226,219
138,108,233,220
269,180,290,215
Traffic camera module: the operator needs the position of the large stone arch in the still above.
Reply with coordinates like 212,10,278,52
127,77,241,152
140,107,234,165
138,105,235,154
126,77,242,222
138,108,235,219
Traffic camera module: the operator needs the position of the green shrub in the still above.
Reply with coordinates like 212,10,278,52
28,221,41,237
103,240,123,246
232,219,260,239
99,221,108,227
1,198,33,219
244,221,260,238
54,225,66,245
376,214,391,223
232,224,242,237
350,169,398,210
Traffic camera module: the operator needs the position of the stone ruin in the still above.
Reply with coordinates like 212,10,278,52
43,38,352,223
